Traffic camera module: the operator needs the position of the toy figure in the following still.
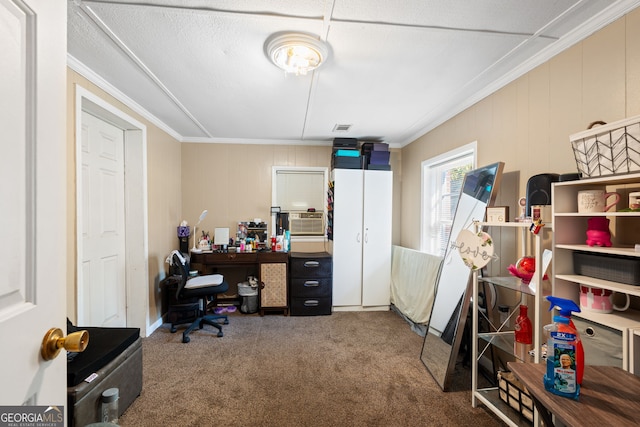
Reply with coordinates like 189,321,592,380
585,217,612,247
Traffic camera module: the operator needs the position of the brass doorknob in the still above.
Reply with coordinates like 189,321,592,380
41,327,89,361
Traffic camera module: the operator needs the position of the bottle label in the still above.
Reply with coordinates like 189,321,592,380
550,331,576,342
550,340,577,394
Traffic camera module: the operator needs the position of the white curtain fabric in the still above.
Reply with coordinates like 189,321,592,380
390,245,442,324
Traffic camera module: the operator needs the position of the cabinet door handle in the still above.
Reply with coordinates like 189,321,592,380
303,261,320,268
357,232,361,243
303,280,320,287
303,300,319,307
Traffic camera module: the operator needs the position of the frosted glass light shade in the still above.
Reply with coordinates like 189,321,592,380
266,33,329,76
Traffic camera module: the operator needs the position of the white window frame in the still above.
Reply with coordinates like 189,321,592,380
272,166,329,242
421,142,477,255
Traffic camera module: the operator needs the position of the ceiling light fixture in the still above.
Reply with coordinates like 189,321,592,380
265,33,329,76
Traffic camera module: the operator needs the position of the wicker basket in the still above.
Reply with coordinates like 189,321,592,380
497,370,534,423
570,115,640,178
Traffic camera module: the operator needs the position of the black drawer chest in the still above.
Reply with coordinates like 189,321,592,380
289,252,332,316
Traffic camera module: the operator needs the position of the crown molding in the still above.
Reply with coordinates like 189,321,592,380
68,55,333,146
180,137,331,146
67,54,184,142
397,0,640,148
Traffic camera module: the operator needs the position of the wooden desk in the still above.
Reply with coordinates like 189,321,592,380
190,251,289,315
507,362,640,427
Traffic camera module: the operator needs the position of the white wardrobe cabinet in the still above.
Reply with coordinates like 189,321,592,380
330,168,392,310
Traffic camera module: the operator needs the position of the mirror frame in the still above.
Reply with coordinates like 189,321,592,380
420,162,504,391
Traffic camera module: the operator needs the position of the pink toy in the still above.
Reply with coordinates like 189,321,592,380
507,256,549,284
585,217,612,247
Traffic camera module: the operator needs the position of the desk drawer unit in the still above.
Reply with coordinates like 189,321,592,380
290,252,332,316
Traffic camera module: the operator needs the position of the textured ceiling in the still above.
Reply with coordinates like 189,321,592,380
67,0,640,147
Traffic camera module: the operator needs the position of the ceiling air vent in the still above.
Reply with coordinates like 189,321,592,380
333,124,352,132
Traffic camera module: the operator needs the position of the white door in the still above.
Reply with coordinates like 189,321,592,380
331,169,364,306
362,170,393,306
0,0,67,412
80,111,126,327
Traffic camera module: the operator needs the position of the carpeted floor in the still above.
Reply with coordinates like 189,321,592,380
119,311,503,426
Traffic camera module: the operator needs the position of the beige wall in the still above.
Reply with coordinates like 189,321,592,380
180,143,331,246
66,70,182,330
399,9,640,249
180,143,402,253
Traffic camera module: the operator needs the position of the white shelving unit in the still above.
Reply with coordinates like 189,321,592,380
552,172,640,372
471,221,548,427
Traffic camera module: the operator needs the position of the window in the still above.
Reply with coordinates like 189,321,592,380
272,166,328,239
421,142,476,256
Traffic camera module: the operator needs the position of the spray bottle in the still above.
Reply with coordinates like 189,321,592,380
543,296,583,400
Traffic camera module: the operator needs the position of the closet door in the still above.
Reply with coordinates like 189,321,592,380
331,169,364,306
362,170,392,306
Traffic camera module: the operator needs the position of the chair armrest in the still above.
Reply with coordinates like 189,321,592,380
160,275,182,287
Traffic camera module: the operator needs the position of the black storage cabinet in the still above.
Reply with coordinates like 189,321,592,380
289,252,332,315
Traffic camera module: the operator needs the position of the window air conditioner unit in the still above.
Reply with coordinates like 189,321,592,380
289,212,325,235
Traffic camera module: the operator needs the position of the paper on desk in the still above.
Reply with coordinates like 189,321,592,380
528,249,552,294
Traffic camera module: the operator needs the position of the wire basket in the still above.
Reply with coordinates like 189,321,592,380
570,115,640,178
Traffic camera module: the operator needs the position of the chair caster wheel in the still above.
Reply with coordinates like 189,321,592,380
217,331,223,337
223,319,229,325
182,336,190,343
170,326,177,333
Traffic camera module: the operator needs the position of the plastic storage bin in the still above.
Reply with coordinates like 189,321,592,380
573,251,640,286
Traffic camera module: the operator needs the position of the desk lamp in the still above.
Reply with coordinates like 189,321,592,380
191,209,208,251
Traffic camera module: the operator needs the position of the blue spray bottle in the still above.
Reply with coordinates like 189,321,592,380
543,296,583,400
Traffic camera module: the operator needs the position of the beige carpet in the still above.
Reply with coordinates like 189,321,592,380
119,311,502,426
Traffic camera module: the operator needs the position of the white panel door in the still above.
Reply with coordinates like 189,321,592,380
362,170,392,306
81,111,126,327
331,169,364,306
0,0,67,409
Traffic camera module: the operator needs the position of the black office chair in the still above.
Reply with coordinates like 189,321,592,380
167,251,229,343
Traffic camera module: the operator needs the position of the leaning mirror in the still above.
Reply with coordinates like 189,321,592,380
420,162,504,390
